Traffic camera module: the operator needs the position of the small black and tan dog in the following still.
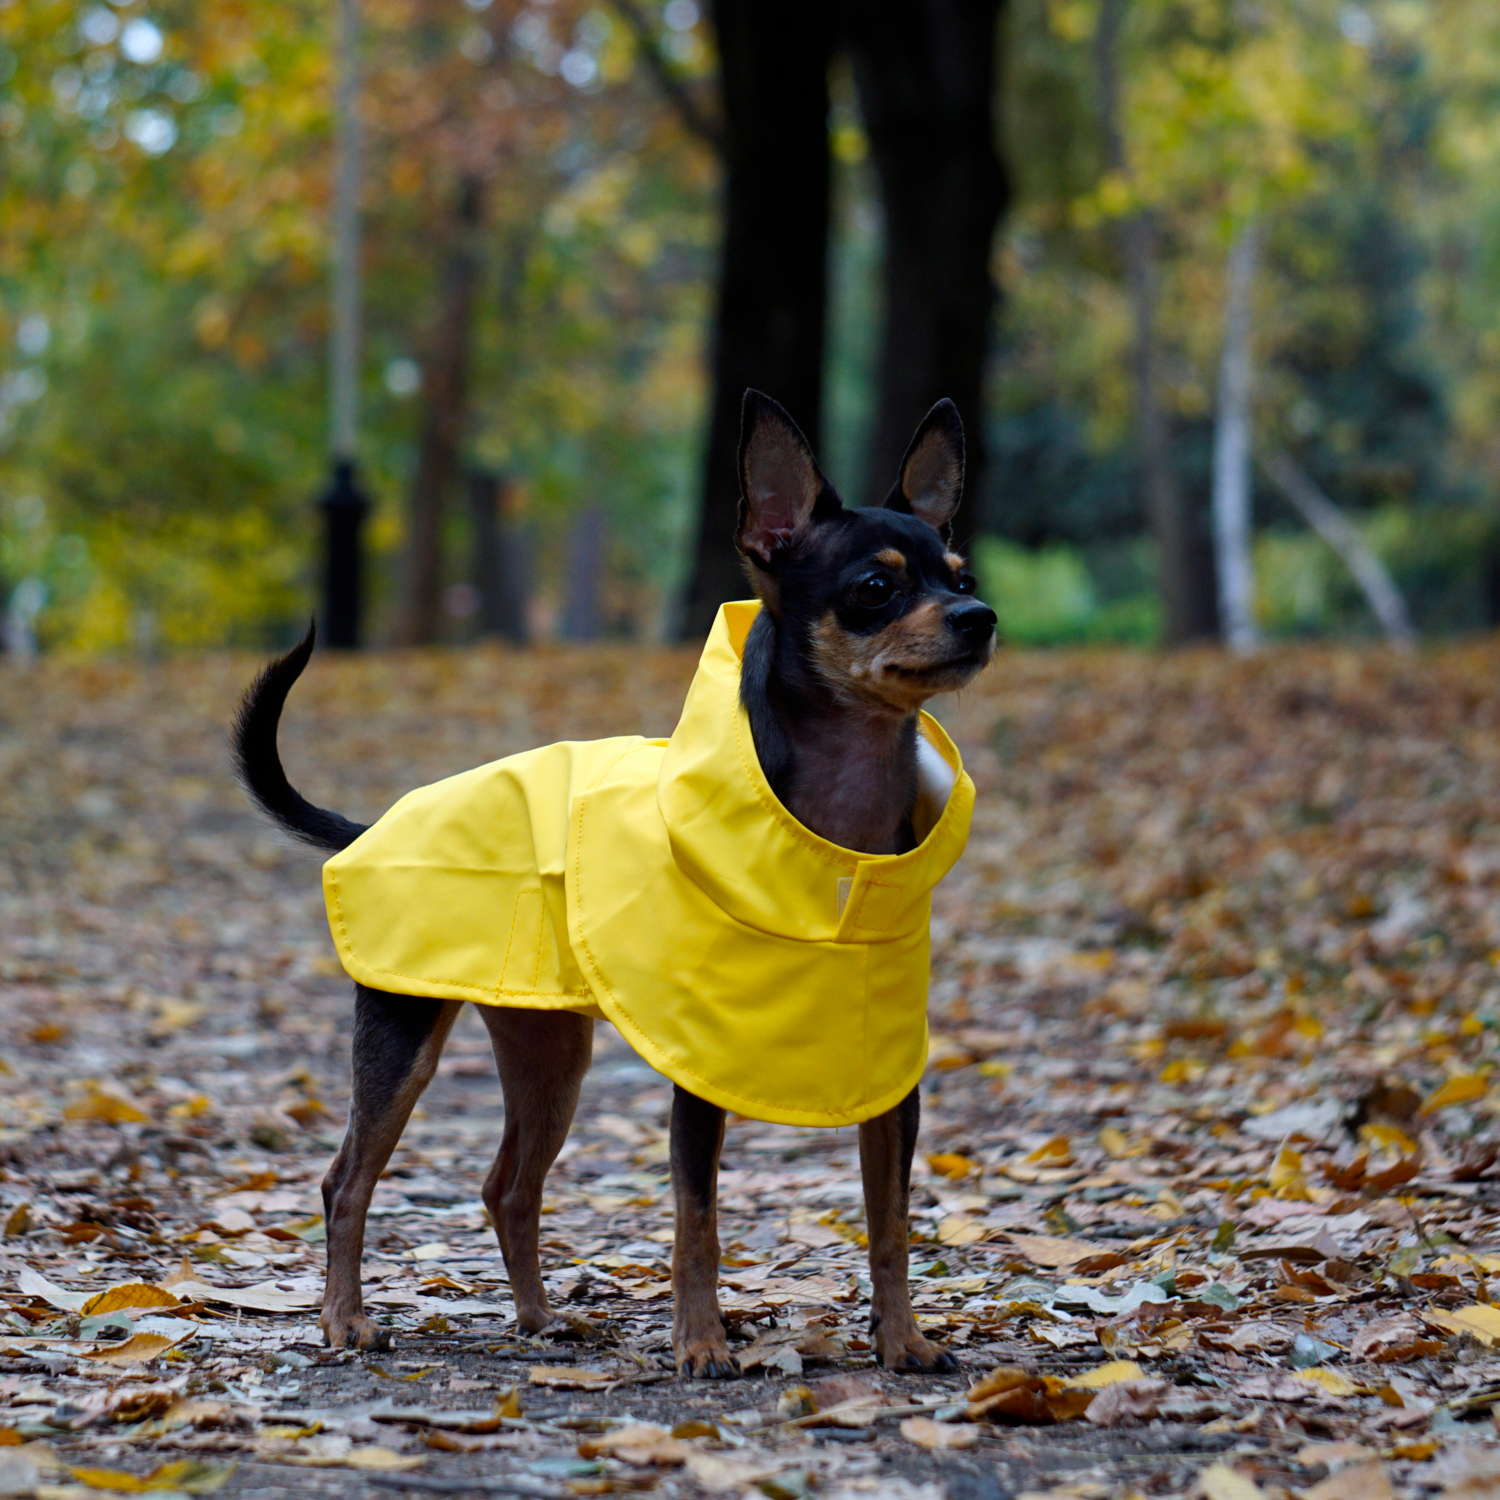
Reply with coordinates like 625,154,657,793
234,391,995,1377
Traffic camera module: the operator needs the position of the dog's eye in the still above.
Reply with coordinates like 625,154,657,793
956,572,977,595
854,573,894,608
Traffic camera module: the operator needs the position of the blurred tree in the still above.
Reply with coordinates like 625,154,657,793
846,0,1008,530
679,0,835,637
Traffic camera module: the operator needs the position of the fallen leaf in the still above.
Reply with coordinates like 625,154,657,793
1422,1075,1489,1112
63,1083,151,1124
527,1366,616,1389
166,1279,320,1313
1425,1304,1500,1347
999,1232,1107,1268
341,1447,426,1471
1084,1378,1171,1426
1062,1360,1144,1390
927,1153,977,1179
66,1458,233,1492
2,1203,30,1238
899,1416,978,1449
82,1330,190,1365
17,1268,91,1311
937,1213,986,1247
81,1283,185,1316
1296,1442,1376,1468
1198,1463,1265,1500
1300,1460,1394,1500
1350,1315,1442,1362
1270,1143,1312,1199
1293,1367,1360,1397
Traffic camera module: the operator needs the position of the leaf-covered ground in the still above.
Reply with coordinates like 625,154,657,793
5,640,1500,1500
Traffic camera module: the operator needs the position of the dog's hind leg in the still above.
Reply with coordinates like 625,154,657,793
669,1084,737,1378
322,986,461,1351
477,1008,593,1332
860,1086,958,1372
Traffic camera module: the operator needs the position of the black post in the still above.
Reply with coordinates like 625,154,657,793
468,469,529,644
319,459,370,649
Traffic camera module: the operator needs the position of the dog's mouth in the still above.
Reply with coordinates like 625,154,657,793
885,650,990,680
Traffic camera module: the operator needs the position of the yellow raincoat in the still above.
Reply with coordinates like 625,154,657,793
323,601,975,1126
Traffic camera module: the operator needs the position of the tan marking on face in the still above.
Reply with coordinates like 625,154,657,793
944,551,966,575
875,548,907,572
811,599,989,714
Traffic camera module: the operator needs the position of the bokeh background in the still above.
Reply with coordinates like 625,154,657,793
3,0,1500,654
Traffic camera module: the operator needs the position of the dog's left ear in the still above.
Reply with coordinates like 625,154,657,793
736,389,837,565
884,399,964,541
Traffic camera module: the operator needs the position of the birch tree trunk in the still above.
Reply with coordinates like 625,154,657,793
1262,449,1415,647
1212,219,1259,653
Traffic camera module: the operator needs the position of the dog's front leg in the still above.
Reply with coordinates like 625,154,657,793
669,1084,737,1378
322,988,462,1351
860,1087,958,1372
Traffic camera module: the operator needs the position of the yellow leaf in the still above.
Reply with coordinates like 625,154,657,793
937,1214,985,1247
1062,1360,1144,1390
495,1386,522,1419
1358,1122,1419,1155
1025,1135,1072,1165
926,1153,976,1180
67,1458,232,1492
1269,1143,1311,1199
341,1447,424,1471
64,1083,150,1124
1425,1303,1500,1346
1293,1367,1359,1397
1422,1074,1488,1111
1199,1462,1266,1500
1099,1126,1145,1158
527,1366,616,1388
81,1283,184,1316
81,1332,185,1365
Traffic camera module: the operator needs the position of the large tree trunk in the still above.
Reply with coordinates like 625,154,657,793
679,0,835,639
846,0,1008,536
396,176,484,646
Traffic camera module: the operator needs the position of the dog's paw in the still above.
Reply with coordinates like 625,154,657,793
876,1330,957,1374
675,1338,740,1380
514,1302,555,1335
322,1313,392,1352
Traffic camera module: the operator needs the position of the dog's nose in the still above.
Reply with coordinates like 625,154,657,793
946,600,996,646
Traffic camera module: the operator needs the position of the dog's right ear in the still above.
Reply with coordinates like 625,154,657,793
736,390,836,566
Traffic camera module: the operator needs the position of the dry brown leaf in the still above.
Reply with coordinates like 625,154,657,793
526,1366,616,1389
1198,1463,1265,1500
1084,1378,1171,1427
899,1416,978,1449
999,1232,1107,1268
1300,1460,1394,1500
82,1331,190,1365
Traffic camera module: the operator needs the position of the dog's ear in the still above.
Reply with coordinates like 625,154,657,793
884,399,964,540
736,390,837,565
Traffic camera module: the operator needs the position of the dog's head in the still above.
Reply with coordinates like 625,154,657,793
734,390,996,713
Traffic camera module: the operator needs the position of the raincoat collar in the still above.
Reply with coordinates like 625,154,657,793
657,601,974,944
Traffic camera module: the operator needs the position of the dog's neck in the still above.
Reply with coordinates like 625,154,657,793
740,610,918,856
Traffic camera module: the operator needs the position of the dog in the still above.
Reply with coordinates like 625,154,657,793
234,390,996,1377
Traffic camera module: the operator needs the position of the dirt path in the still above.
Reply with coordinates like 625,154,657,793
4,640,1500,1499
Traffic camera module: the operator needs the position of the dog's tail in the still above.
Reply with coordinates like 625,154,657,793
232,621,369,853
